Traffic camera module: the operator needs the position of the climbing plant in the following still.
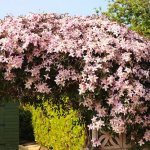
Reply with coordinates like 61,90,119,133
0,14,149,148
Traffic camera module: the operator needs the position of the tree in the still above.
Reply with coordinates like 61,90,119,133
104,0,150,38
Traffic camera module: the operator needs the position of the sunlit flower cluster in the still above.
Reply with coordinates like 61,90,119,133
0,13,149,147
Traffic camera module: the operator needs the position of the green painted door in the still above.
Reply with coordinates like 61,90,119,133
0,102,19,150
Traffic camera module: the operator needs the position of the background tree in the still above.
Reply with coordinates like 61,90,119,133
104,0,150,38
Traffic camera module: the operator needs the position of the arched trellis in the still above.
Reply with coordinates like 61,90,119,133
0,13,149,148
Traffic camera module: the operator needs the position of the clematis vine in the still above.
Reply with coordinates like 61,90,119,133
0,13,149,147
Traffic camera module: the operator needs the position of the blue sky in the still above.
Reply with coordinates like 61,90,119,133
0,0,108,19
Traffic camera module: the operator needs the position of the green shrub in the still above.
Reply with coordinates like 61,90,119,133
19,106,34,142
30,97,86,150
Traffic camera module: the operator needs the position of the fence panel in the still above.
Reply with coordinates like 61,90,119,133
0,102,19,150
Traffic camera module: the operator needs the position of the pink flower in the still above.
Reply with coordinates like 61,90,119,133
89,116,105,131
7,56,23,70
87,74,98,83
4,71,15,80
30,67,40,77
79,82,87,94
138,140,144,146
121,52,132,62
112,102,127,115
107,24,121,37
110,117,125,134
25,78,34,89
87,83,96,92
95,103,106,117
35,83,51,94
91,138,101,147
143,130,150,142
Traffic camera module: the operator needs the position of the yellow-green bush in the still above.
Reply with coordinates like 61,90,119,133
30,97,86,150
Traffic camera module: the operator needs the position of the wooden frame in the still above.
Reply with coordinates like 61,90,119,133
92,129,131,150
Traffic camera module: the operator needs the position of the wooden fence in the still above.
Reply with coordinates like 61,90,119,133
92,130,149,150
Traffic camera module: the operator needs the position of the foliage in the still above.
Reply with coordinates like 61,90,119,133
30,96,86,150
0,14,149,148
105,0,150,38
19,106,34,142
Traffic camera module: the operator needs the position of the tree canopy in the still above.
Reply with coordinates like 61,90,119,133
105,0,150,38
